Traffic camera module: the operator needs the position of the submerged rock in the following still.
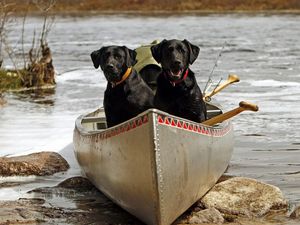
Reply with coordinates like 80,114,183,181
29,176,98,194
6,176,143,225
288,204,300,219
0,151,69,176
57,176,96,190
201,177,288,217
0,95,6,106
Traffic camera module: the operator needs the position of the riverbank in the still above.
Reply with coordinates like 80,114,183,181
13,10,300,17
5,0,300,15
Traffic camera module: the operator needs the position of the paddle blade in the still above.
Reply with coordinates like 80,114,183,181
227,74,240,83
204,74,240,101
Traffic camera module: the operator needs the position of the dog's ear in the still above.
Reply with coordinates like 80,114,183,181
91,48,104,69
183,39,200,65
122,46,137,67
151,39,167,64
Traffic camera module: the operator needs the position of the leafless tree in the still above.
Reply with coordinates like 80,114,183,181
21,8,28,68
26,0,56,65
0,1,13,68
0,1,24,82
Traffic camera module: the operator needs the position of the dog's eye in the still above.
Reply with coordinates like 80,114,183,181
114,54,121,60
168,47,174,52
177,47,185,53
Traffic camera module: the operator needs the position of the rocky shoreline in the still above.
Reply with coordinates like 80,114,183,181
0,151,299,224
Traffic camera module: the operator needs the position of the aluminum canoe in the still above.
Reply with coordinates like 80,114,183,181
73,104,234,225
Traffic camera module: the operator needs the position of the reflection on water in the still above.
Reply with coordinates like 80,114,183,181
14,88,56,106
0,14,300,208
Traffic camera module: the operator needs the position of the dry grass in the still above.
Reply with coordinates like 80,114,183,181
0,44,55,92
6,0,300,13
0,69,24,91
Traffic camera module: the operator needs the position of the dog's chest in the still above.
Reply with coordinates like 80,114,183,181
104,85,143,113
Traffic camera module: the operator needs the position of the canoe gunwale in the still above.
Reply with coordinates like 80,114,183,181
75,107,232,138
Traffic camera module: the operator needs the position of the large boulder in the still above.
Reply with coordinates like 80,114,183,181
0,151,69,176
201,177,287,217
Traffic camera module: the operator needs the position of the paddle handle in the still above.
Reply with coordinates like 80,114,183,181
204,74,240,101
202,101,259,126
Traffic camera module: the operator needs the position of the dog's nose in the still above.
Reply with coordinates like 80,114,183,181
174,60,181,66
106,64,114,70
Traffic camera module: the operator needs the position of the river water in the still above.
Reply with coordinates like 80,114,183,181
1,14,300,207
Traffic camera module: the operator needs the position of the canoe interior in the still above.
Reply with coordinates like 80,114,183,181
80,103,223,132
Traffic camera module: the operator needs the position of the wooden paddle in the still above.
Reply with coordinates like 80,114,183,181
202,101,259,126
204,74,240,101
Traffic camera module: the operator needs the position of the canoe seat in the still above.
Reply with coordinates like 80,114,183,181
207,109,222,119
82,116,106,123
82,116,107,130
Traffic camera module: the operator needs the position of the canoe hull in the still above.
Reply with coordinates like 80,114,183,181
73,108,234,225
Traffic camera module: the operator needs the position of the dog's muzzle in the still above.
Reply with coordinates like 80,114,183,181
167,69,183,80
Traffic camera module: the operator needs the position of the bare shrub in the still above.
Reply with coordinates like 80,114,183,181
0,0,56,91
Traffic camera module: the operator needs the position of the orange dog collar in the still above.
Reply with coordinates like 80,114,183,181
112,67,132,87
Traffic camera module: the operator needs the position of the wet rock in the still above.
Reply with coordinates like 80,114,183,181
0,151,69,176
22,176,143,225
0,182,22,188
201,177,288,217
288,205,300,219
187,208,224,224
0,175,295,225
216,174,235,183
0,98,6,106
0,94,6,106
0,198,47,224
57,176,97,191
29,176,98,194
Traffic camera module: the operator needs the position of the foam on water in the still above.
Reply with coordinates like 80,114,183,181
247,79,300,87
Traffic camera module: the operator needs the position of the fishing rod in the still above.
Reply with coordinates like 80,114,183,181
203,74,240,102
203,41,227,95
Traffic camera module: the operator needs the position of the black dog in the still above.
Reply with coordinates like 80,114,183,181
151,39,207,122
91,46,154,127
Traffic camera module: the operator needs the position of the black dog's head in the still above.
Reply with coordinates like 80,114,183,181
91,46,137,83
151,39,200,81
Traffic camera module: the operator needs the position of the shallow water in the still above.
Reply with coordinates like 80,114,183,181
1,14,300,207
